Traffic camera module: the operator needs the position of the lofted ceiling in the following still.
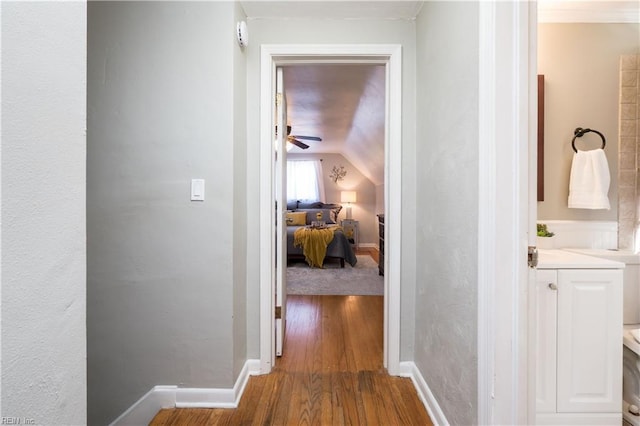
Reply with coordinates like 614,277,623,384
241,1,639,187
283,64,386,186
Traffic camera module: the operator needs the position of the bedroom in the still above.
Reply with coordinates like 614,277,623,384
281,64,385,284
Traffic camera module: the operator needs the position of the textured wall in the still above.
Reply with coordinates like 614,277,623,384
2,2,87,423
414,3,479,425
87,3,243,424
538,24,640,223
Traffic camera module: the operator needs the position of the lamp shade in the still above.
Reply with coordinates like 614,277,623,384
341,191,357,203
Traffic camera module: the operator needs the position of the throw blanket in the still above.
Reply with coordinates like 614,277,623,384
293,225,339,268
568,148,610,210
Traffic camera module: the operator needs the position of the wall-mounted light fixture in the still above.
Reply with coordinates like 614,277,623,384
341,191,357,219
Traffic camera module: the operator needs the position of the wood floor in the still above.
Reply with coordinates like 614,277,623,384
150,250,432,425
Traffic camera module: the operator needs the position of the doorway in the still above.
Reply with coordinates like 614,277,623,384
259,44,403,375
281,62,386,370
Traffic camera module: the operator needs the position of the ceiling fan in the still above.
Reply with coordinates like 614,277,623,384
278,125,322,150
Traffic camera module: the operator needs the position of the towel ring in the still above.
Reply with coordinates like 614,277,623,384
571,127,606,153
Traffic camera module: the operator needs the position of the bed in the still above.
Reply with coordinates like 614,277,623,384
285,201,357,268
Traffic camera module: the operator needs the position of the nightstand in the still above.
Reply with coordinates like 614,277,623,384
340,219,359,250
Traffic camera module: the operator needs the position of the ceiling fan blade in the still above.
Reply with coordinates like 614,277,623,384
291,135,322,141
289,138,309,149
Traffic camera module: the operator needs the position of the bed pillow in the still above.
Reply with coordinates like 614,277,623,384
297,200,324,209
298,208,335,224
286,200,299,210
285,211,307,226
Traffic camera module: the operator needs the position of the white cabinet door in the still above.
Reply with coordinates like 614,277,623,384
536,269,558,413
556,269,623,413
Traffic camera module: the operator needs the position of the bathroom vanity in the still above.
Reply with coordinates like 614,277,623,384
536,249,624,425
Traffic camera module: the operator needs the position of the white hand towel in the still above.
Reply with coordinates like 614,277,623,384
568,148,610,210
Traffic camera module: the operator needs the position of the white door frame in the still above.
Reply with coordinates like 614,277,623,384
259,44,402,375
477,2,536,424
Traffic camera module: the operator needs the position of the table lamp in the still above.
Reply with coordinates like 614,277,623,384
341,191,357,219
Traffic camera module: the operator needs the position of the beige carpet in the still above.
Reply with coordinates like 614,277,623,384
286,255,383,296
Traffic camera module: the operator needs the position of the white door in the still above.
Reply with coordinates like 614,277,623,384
275,67,288,356
556,269,623,413
535,269,558,414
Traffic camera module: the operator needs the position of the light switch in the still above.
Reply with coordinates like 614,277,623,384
191,179,205,201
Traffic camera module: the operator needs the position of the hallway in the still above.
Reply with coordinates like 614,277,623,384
150,294,433,425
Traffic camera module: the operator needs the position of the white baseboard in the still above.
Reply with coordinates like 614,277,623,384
358,242,378,249
110,359,261,425
399,361,449,426
109,386,177,426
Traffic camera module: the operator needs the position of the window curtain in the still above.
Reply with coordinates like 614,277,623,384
287,160,326,202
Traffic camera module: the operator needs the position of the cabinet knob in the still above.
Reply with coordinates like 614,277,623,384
548,283,557,290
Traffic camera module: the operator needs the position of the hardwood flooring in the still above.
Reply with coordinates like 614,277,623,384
150,250,431,426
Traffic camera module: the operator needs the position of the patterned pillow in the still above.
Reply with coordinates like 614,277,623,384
297,209,335,224
285,211,307,226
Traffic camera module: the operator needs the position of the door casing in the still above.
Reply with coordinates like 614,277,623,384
258,44,402,375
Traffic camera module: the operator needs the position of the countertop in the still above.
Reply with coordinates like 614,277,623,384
538,249,625,269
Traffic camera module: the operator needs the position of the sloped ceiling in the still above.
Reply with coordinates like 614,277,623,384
283,64,386,186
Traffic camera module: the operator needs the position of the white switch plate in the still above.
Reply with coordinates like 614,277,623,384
191,179,205,201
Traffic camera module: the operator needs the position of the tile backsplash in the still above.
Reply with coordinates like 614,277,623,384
537,220,618,249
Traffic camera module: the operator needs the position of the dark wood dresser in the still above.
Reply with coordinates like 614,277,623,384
377,214,384,276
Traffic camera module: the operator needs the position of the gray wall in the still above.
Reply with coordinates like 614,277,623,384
244,16,418,361
232,0,249,387
414,3,479,425
2,2,87,424
538,23,640,221
87,3,247,424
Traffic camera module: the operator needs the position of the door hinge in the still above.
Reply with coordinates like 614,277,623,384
275,306,282,319
528,246,538,268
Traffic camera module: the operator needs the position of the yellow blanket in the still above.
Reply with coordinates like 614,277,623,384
293,225,339,268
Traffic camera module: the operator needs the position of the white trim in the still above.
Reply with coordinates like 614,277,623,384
259,45,276,373
259,44,402,375
538,1,640,23
536,413,622,425
399,362,449,426
109,386,177,426
175,388,236,409
358,242,378,249
109,360,260,425
385,43,402,376
477,2,497,424
478,1,532,424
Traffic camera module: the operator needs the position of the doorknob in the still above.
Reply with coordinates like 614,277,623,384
548,283,557,290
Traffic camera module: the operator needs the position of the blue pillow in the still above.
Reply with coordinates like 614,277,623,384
297,200,323,209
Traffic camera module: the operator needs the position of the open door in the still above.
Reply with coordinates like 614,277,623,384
275,66,287,356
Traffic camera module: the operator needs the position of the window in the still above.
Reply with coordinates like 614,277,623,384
287,160,325,202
